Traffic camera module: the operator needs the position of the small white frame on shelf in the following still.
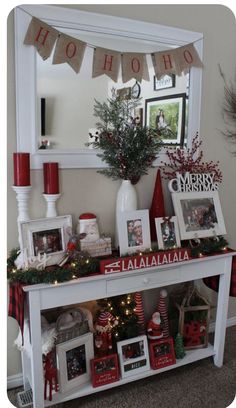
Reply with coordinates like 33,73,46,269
171,191,226,240
117,335,150,379
155,216,181,250
18,215,72,266
56,332,94,393
117,210,151,256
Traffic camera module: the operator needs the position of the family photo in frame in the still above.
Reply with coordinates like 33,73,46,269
18,215,72,266
171,191,227,240
117,335,150,379
117,210,151,256
155,216,181,250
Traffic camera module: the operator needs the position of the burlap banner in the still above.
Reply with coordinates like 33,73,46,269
121,53,149,83
52,33,86,73
24,17,58,60
92,47,121,82
24,17,203,80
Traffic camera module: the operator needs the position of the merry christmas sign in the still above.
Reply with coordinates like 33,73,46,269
100,248,191,274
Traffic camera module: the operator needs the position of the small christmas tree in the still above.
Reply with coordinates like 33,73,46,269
89,89,162,184
174,333,186,359
97,294,140,341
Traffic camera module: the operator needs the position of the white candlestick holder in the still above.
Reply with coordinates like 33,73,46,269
43,193,61,218
12,185,32,222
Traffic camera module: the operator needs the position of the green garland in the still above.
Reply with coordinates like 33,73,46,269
7,237,229,285
189,236,228,257
7,249,100,285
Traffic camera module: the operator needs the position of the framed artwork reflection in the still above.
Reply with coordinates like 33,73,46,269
145,93,186,146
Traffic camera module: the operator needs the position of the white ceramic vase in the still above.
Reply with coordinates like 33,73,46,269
115,179,138,248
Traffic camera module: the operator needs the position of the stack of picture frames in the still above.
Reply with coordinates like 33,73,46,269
109,169,227,275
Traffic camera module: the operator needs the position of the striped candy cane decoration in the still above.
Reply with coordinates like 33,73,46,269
134,292,145,334
157,289,170,338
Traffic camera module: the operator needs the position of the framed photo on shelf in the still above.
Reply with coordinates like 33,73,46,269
171,191,227,240
90,353,119,387
155,216,181,250
117,209,151,256
153,74,176,91
117,335,150,379
145,93,186,146
56,332,94,393
18,215,72,266
149,337,176,370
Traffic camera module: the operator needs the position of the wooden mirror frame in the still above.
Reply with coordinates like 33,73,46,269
14,5,203,169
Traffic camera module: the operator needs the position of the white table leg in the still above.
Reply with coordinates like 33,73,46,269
213,257,232,367
28,291,44,408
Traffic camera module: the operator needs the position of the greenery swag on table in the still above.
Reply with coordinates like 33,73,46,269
7,237,229,285
88,89,162,184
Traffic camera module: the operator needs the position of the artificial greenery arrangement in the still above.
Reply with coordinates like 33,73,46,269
219,65,236,149
161,133,223,182
88,89,162,184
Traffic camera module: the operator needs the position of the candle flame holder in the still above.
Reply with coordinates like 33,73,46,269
43,193,61,218
12,185,32,222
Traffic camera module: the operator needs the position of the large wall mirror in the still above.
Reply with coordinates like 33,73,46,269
14,5,203,169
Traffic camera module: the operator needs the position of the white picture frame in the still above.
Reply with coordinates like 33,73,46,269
56,332,94,393
117,335,150,379
117,210,151,256
155,216,181,250
171,191,226,240
18,215,72,266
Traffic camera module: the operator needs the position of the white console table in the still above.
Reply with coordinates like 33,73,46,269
22,251,234,408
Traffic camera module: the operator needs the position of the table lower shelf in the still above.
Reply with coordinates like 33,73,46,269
45,344,215,407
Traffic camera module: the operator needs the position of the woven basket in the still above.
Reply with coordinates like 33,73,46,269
55,308,89,344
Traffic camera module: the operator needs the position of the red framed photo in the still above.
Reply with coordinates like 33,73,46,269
149,337,176,370
90,354,119,388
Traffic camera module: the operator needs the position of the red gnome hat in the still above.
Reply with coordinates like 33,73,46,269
97,311,115,328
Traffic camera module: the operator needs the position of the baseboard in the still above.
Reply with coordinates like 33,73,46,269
7,373,23,390
209,316,236,333
7,316,236,390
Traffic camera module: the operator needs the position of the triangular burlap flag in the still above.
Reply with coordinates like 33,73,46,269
52,33,86,73
176,43,203,72
92,47,120,82
121,53,149,83
152,49,181,79
24,17,59,60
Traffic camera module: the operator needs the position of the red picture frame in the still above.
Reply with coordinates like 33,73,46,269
149,337,176,370
90,353,119,388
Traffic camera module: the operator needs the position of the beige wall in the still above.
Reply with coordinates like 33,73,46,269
7,5,236,377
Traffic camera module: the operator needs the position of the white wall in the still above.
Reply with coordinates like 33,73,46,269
7,4,236,378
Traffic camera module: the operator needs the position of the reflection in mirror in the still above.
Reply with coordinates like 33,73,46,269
15,5,203,168
37,31,189,151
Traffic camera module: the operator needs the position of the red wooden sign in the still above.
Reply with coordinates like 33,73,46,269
100,248,191,274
